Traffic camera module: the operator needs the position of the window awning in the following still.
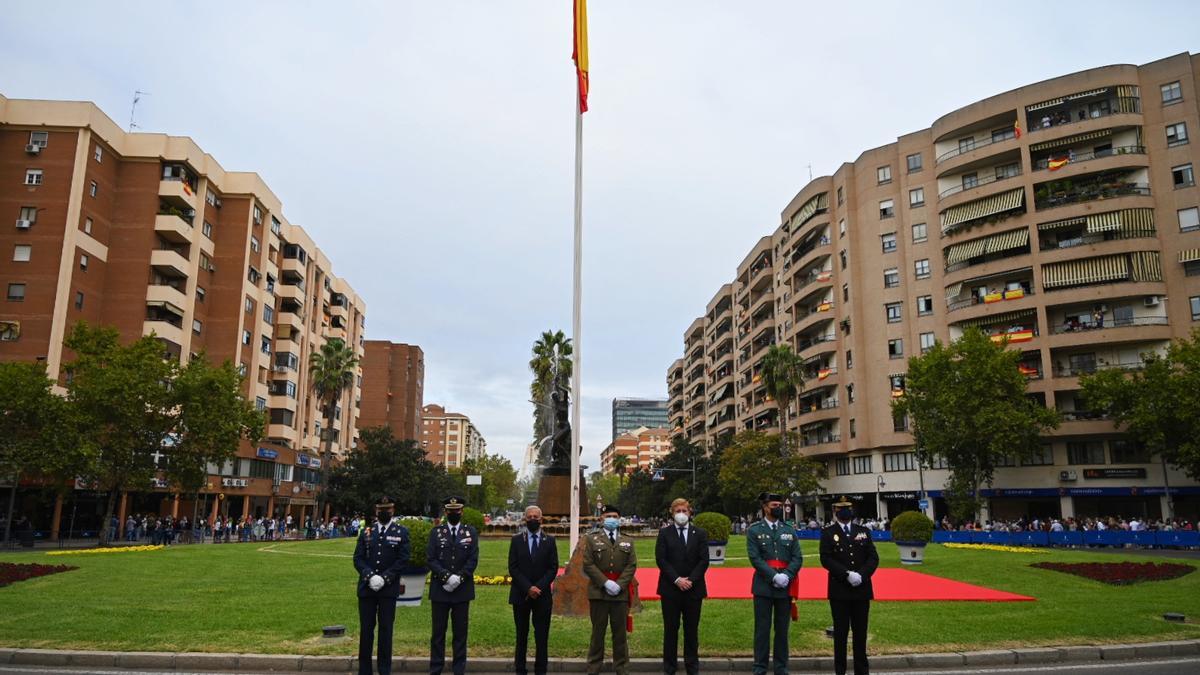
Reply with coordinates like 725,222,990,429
940,188,1024,232
1130,251,1162,282
1086,211,1124,233
790,192,829,230
985,228,1030,254
1042,254,1128,288
709,382,732,402
147,300,186,317
1027,97,1064,112
1116,85,1139,98
1067,87,1111,101
1118,208,1155,235
944,281,964,300
1179,249,1200,264
1030,129,1112,153
955,308,1036,329
1037,215,1087,231
945,237,987,266
707,412,719,427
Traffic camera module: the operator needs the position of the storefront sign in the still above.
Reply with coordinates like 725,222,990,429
297,454,310,466
1083,468,1147,480
222,478,248,488
257,447,279,460
880,491,920,500
818,493,870,502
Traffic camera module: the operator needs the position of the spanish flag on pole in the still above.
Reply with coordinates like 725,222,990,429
573,0,589,113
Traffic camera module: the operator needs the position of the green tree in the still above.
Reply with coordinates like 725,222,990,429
610,453,630,484
308,337,359,521
529,330,572,441
892,328,1059,521
0,362,83,542
458,453,519,513
587,470,623,512
1082,330,1200,515
327,426,455,517
717,430,824,516
64,323,176,545
167,354,264,524
760,344,805,451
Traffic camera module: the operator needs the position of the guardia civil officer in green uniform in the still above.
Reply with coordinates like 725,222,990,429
746,491,802,675
582,505,637,675
819,496,878,675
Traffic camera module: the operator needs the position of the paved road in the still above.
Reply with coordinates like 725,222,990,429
3,656,1200,674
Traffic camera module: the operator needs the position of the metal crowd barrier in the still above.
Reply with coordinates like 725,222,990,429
789,528,1198,548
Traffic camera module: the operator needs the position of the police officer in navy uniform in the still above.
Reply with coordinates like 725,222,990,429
428,496,479,675
746,491,802,675
353,497,411,675
819,496,879,675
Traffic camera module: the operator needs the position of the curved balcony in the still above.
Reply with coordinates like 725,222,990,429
1032,145,1146,173
1046,313,1170,349
948,288,1037,318
1025,106,1142,143
793,240,832,272
943,248,1033,287
797,331,838,360
937,169,1025,210
936,128,1019,168
795,398,840,425
793,302,835,333
1037,236,1160,267
1034,180,1150,212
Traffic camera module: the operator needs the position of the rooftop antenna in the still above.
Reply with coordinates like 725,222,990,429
128,90,149,132
807,164,813,182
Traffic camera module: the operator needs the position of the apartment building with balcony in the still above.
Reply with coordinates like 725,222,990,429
359,340,425,442
0,94,366,532
600,426,674,476
420,404,486,469
666,53,1200,524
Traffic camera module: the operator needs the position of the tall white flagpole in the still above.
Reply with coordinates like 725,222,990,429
569,92,583,555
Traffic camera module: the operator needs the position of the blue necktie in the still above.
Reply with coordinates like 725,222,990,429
530,534,538,555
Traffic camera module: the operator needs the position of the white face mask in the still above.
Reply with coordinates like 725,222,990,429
673,512,689,526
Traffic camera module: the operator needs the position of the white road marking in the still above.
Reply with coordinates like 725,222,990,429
255,543,351,558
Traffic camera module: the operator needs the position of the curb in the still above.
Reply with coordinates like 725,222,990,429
0,640,1197,672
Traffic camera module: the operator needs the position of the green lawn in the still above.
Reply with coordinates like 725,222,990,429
1,537,1198,657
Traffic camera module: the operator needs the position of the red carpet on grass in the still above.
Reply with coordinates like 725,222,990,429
632,568,1033,602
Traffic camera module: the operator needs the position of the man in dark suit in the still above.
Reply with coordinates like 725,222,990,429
819,496,879,675
655,497,709,675
508,505,559,675
352,496,410,675
427,495,479,675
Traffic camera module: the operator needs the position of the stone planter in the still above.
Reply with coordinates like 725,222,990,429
707,540,728,566
395,569,428,607
897,541,927,565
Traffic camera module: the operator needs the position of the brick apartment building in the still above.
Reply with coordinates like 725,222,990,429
668,53,1200,523
0,94,365,536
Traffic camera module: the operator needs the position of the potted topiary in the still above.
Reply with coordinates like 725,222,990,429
396,517,432,607
890,510,934,565
692,512,732,566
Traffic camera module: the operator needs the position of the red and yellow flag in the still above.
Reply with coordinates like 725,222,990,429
1048,156,1070,171
1013,119,1022,139
573,0,589,113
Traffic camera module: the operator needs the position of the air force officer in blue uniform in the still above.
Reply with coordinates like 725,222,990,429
428,495,479,675
353,496,410,675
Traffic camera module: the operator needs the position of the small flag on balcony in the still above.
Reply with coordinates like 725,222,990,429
818,368,831,380
1048,156,1070,171
181,182,193,196
572,0,589,113
1013,120,1022,139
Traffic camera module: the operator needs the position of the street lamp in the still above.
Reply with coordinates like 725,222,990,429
876,475,886,521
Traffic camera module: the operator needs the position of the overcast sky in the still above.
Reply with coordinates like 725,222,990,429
2,2,1197,474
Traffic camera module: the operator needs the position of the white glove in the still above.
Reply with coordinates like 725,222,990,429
604,580,621,595
444,574,462,592
772,573,790,588
847,571,863,587
368,574,385,591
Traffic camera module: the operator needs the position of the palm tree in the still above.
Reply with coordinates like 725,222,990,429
611,453,630,485
529,330,573,441
760,343,805,453
309,337,359,522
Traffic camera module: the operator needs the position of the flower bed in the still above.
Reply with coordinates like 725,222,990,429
46,545,164,556
1031,561,1195,585
944,543,1050,554
473,575,512,586
0,562,79,588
